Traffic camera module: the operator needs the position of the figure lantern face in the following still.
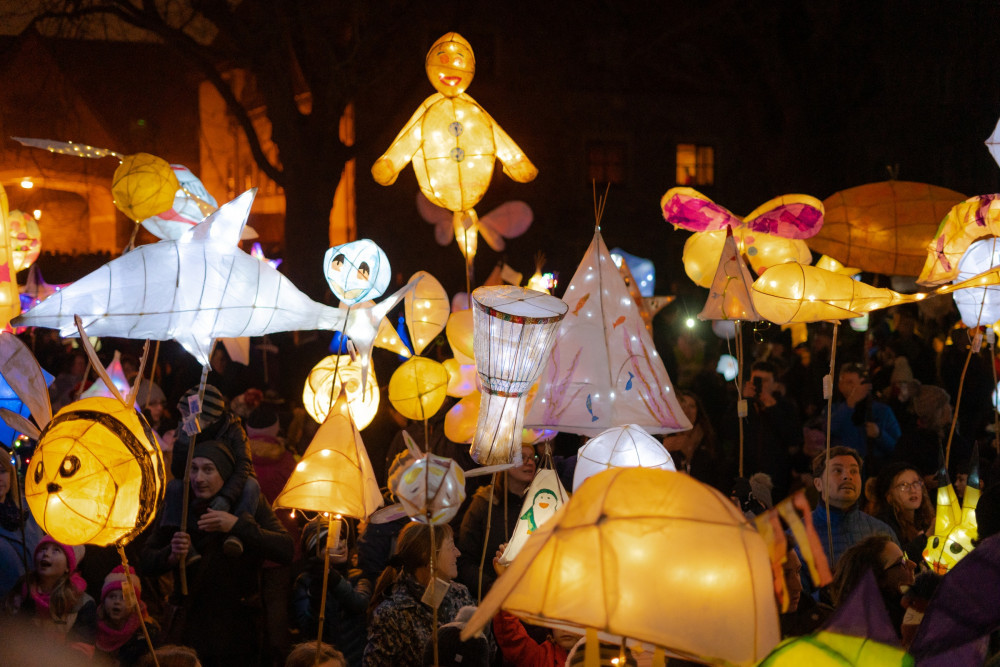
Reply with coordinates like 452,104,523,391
26,397,165,546
425,33,475,97
323,240,391,306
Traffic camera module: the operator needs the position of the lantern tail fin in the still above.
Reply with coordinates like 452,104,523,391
12,137,123,160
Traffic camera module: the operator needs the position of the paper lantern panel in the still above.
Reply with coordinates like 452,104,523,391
573,424,676,491
404,271,450,355
323,240,391,306
303,354,379,428
111,153,180,222
393,454,467,525
388,356,449,421
26,397,165,546
953,238,1000,327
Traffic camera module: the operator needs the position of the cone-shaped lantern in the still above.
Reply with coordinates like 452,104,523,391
273,389,382,520
471,286,567,465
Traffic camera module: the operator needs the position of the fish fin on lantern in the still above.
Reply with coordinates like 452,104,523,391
0,331,52,427
661,187,742,233
180,189,256,247
12,136,123,160
73,315,126,405
479,201,533,251
0,408,40,441
174,333,215,368
743,194,825,240
400,430,424,459
416,192,455,246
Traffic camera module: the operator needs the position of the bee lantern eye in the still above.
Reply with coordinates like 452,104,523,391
949,541,964,555
33,461,44,484
931,536,940,549
59,455,81,478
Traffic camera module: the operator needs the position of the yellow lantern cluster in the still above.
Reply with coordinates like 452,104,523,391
111,152,180,222
26,397,165,546
303,355,379,429
388,356,449,421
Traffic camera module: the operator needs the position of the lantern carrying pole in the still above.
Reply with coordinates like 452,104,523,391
117,544,160,667
476,472,497,603
945,328,978,468
991,329,999,454
144,341,162,411
823,322,840,562
315,513,342,665
179,360,212,595
736,320,745,478
429,521,440,667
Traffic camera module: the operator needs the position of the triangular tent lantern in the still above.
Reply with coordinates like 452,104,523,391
524,228,691,436
698,229,761,322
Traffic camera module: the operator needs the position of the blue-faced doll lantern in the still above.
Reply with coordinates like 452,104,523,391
323,240,391,306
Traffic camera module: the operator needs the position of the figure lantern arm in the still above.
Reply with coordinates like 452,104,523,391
371,95,441,186
477,102,537,183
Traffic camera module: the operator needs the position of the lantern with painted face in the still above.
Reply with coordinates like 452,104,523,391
26,396,164,546
324,240,391,306
392,453,467,525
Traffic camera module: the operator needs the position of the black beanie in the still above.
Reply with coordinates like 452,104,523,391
192,440,235,481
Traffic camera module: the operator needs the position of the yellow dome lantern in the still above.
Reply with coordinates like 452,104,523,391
303,354,379,429
388,356,449,421
26,396,165,546
111,153,180,222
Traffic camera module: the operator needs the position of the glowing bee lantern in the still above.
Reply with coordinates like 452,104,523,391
392,453,468,525
273,390,383,520
573,424,676,491
461,468,780,665
303,355,379,428
498,468,569,565
388,356,449,421
404,271,450,355
8,210,41,272
111,153,180,221
924,455,980,575
27,396,165,546
470,286,568,465
953,238,1000,327
324,239,391,306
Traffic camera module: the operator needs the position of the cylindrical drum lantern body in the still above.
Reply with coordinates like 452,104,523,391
471,286,567,465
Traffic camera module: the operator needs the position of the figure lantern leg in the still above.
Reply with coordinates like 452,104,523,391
179,361,211,595
316,514,342,663
453,210,479,308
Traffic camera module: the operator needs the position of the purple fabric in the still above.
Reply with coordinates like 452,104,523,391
823,570,901,647
748,203,824,239
910,534,1000,660
662,194,739,232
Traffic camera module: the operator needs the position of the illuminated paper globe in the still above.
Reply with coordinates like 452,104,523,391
462,468,779,664
324,239,391,306
26,397,165,546
953,238,1000,327
303,354,379,428
388,356,449,421
8,210,40,272
444,390,481,444
446,308,476,364
471,286,568,465
404,271,450,355
274,391,382,520
111,153,180,221
573,424,676,491
393,454,467,525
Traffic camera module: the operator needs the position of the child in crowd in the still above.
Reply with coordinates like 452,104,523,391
5,535,97,657
95,565,159,665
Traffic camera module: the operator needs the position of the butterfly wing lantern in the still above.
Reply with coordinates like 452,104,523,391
471,286,568,465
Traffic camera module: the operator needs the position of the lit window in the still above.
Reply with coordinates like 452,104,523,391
587,141,626,185
676,144,714,186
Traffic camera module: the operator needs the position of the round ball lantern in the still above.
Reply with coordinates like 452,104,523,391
303,354,379,428
26,397,165,546
388,356,449,421
111,153,180,222
323,239,391,306
392,454,467,525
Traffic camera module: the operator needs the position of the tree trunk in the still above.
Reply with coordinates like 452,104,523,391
280,161,343,302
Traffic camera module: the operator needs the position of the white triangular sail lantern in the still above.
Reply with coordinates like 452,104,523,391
988,116,1000,171
698,229,761,322
524,228,692,436
498,468,569,565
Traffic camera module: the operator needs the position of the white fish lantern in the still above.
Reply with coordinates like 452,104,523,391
953,238,1000,327
303,354,379,428
573,424,676,491
392,454,467,525
471,286,568,465
324,239,391,306
26,396,165,546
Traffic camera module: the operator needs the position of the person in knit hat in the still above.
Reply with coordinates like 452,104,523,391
5,535,97,657
95,565,159,665
163,383,259,558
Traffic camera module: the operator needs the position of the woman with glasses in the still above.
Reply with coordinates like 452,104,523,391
829,534,916,637
871,462,935,563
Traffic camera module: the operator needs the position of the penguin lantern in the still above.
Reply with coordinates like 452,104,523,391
0,330,164,547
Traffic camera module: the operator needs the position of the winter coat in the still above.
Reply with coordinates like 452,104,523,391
291,561,371,667
493,610,569,667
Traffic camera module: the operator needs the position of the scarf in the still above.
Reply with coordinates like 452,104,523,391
96,613,142,652
26,573,87,622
